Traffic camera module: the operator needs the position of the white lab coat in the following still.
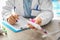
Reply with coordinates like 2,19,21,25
1,0,53,26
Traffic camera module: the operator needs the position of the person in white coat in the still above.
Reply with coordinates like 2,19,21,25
1,0,53,29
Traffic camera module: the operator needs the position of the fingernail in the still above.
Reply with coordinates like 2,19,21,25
44,31,48,34
16,20,18,22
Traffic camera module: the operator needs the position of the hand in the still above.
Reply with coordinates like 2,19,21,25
27,17,42,30
7,14,19,25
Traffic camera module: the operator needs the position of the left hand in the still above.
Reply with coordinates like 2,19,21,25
7,13,19,25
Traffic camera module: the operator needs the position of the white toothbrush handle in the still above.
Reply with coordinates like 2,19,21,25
27,21,42,30
27,21,48,34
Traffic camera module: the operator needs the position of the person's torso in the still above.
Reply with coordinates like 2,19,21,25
32,0,52,11
14,0,24,16
12,0,52,15
38,0,52,10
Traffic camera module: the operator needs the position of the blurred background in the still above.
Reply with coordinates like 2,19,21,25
52,0,60,20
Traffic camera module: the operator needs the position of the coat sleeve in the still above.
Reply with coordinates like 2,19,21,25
36,10,53,26
37,0,53,26
1,0,14,20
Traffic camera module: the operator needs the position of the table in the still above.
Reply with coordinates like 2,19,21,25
0,19,60,40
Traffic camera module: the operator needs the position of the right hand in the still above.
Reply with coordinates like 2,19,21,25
27,17,42,30
7,14,19,25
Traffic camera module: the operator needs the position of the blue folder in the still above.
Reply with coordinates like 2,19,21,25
0,20,30,33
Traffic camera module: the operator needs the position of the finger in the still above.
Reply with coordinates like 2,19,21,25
27,23,37,30
7,16,16,24
12,14,19,19
9,16,16,23
8,18,16,25
35,18,42,25
10,15,16,21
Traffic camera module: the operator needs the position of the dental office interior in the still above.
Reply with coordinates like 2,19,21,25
0,0,60,40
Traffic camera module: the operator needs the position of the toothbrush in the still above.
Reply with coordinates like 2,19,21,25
20,16,48,35
27,20,48,34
